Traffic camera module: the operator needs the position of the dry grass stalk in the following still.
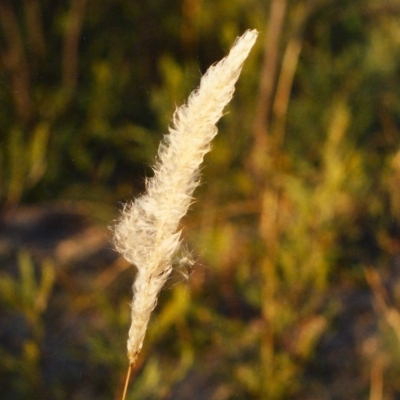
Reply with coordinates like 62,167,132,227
112,29,258,365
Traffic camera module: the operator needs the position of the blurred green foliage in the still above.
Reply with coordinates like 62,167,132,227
2,0,400,399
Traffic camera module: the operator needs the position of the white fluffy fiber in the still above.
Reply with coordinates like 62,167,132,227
113,29,258,365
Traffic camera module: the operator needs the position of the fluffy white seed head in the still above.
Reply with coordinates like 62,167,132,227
113,29,258,364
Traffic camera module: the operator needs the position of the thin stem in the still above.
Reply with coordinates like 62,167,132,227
121,364,132,400
0,1,32,123
62,0,88,94
252,0,287,175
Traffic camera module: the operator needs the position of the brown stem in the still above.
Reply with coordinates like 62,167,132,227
0,1,32,123
23,0,46,58
271,3,310,150
120,364,132,400
62,0,88,94
250,2,288,391
252,0,287,167
369,355,384,400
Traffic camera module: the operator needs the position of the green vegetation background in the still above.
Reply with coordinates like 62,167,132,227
1,0,400,398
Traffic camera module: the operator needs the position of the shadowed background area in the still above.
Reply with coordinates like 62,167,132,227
1,0,400,399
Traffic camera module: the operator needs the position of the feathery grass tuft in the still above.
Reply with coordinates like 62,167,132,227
113,29,258,365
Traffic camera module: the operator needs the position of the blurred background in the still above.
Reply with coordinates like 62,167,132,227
1,0,400,399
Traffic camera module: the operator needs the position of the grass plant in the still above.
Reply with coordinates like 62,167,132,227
2,2,400,398
112,30,258,367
